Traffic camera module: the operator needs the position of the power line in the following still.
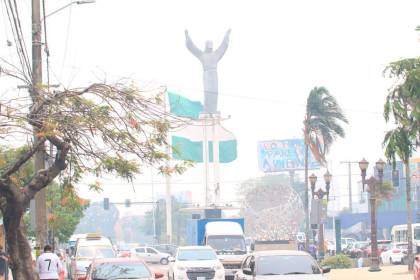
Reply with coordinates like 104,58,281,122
42,0,50,90
3,0,31,81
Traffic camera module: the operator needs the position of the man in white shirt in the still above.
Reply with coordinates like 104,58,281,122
36,245,63,280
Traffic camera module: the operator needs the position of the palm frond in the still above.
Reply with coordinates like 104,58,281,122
304,86,347,166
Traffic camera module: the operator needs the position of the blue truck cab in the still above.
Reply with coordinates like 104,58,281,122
187,218,246,280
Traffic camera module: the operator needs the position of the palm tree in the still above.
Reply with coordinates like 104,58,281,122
384,128,416,270
384,57,420,271
303,86,348,251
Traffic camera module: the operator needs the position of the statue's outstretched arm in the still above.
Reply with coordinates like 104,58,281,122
185,30,202,59
214,29,231,61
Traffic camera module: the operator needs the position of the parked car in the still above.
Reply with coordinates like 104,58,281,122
131,246,170,265
345,241,369,258
341,238,357,250
151,244,178,256
365,240,392,257
234,250,330,280
118,243,138,258
380,243,414,265
85,258,164,280
168,246,224,280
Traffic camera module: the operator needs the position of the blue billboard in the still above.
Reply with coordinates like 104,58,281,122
258,139,320,172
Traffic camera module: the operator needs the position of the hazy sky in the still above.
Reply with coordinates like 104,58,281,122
1,0,420,213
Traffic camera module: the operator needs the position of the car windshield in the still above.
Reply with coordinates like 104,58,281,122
256,255,321,275
177,249,217,261
355,242,368,249
93,262,151,279
77,247,115,259
207,236,246,252
397,244,408,249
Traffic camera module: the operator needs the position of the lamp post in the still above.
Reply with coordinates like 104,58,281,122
309,171,332,260
358,158,384,272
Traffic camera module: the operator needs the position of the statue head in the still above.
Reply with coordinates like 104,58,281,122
205,40,213,52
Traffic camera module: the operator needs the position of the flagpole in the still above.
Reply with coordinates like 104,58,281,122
164,90,172,243
213,113,220,206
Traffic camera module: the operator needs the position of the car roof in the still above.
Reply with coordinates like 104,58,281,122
92,258,148,265
177,246,214,250
251,250,311,257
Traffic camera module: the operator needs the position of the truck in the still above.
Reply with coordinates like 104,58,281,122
187,218,246,280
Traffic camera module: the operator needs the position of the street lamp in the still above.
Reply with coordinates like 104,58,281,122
324,171,332,200
309,172,332,261
43,0,96,20
376,158,386,177
358,158,384,272
309,174,317,196
359,158,369,191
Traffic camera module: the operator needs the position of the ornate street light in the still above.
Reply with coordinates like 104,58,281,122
359,158,369,191
376,158,386,176
324,171,332,200
309,173,317,197
359,158,382,272
308,172,332,261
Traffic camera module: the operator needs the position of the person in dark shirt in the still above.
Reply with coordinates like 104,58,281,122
0,245,8,280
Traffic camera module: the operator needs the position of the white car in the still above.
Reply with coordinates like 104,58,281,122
131,246,170,265
168,246,225,280
380,243,411,265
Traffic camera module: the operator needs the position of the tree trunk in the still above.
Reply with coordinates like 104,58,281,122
304,142,310,252
405,162,414,271
3,203,36,280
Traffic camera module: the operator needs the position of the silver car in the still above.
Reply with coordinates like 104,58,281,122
235,250,330,279
130,246,170,265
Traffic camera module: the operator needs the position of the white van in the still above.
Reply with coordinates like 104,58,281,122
70,233,116,280
391,223,420,252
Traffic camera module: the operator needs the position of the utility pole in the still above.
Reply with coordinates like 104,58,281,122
340,161,359,213
164,93,172,244
32,0,48,249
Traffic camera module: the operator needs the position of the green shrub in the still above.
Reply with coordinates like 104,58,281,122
321,254,353,269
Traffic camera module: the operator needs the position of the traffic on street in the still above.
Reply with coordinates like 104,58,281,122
0,0,419,280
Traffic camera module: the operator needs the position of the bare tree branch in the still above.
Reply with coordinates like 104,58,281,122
1,138,46,179
23,142,70,202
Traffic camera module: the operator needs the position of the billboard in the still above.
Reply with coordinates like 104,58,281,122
258,139,320,172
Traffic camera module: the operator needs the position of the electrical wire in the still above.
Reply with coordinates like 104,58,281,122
3,0,31,82
0,0,15,67
42,0,50,91
11,0,31,77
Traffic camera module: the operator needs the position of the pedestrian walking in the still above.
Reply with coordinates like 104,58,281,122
414,256,420,280
308,243,317,260
357,256,363,268
0,246,8,280
36,245,63,280
298,242,305,251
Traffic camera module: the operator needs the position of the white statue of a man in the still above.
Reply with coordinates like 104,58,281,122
185,29,231,114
